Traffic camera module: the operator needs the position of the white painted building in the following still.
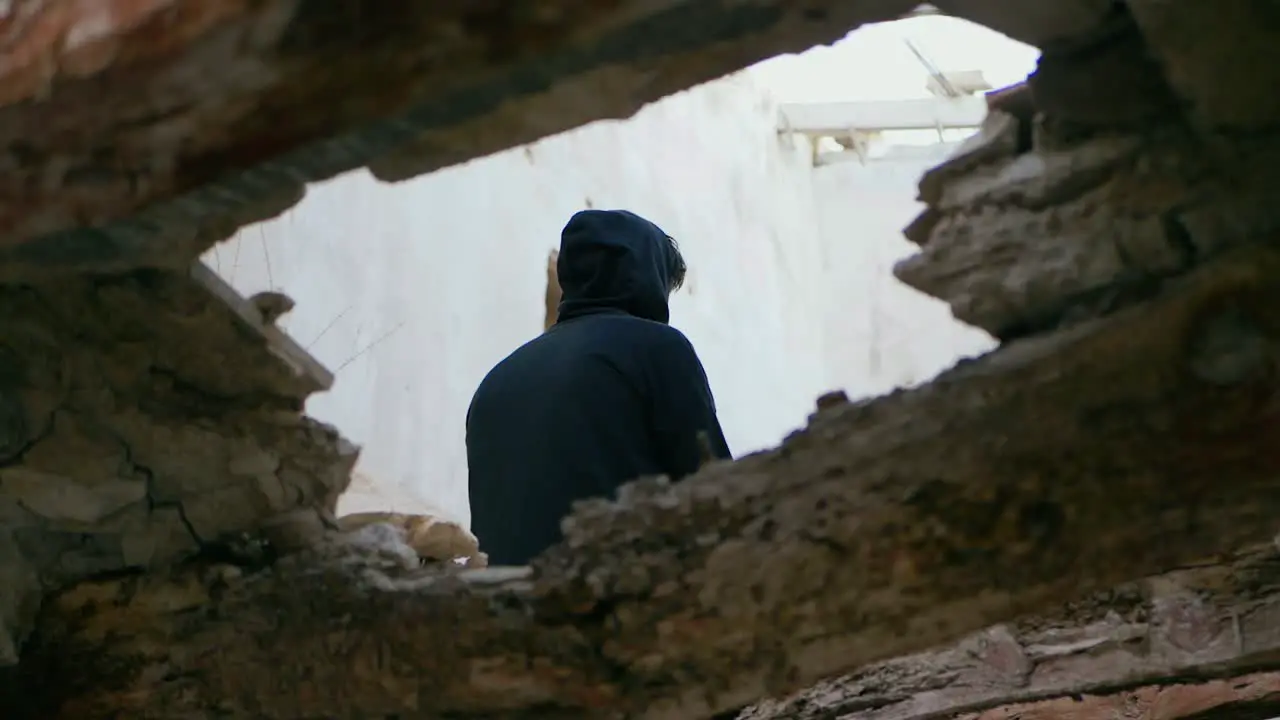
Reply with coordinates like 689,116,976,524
813,142,995,399
204,17,1029,525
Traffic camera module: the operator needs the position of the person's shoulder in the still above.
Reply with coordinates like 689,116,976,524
629,321,700,360
560,314,697,358
474,334,544,385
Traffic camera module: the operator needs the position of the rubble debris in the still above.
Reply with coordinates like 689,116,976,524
1128,0,1280,129
249,290,296,326
8,247,1280,717
0,0,919,276
894,104,1280,340
975,673,1280,720
0,263,353,666
338,511,485,567
915,109,1023,209
930,0,1116,47
741,543,1280,720
1027,9,1182,130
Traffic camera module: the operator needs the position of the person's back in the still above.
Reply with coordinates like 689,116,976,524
466,209,731,566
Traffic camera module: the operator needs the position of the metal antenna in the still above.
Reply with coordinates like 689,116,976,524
904,36,959,98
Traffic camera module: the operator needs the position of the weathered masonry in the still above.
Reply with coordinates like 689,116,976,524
1,2,1280,719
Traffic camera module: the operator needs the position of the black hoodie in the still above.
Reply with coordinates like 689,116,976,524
466,209,731,565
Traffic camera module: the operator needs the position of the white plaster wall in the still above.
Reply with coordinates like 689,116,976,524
813,144,996,400
203,72,830,526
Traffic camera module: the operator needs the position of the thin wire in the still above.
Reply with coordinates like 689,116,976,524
332,320,407,373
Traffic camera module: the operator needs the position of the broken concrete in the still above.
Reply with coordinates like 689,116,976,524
0,0,921,277
772,671,1280,720
1127,0,1280,130
896,121,1200,338
0,262,354,665
9,245,1280,717
741,543,1280,720
336,511,485,567
930,0,1116,48
958,673,1280,720
896,83,1280,340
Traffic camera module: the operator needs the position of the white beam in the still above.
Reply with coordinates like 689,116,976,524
779,97,988,134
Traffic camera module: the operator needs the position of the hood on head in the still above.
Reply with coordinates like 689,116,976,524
555,209,679,324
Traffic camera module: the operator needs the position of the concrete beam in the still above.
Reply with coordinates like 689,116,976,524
779,97,988,134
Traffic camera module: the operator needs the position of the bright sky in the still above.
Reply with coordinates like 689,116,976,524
749,15,1040,102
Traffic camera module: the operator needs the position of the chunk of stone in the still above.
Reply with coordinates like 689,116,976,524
339,511,481,563
1186,311,1269,387
932,0,1115,47
918,110,1021,206
248,291,295,325
1128,0,1280,128
119,506,200,567
0,531,39,666
0,468,146,524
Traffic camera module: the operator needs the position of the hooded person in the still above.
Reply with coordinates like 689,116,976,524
465,209,732,566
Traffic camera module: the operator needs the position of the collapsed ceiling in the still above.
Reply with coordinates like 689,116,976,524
2,0,1280,718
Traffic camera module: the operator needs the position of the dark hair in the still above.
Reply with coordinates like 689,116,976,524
666,235,687,292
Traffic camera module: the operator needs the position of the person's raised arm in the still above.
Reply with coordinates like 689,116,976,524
647,330,731,480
